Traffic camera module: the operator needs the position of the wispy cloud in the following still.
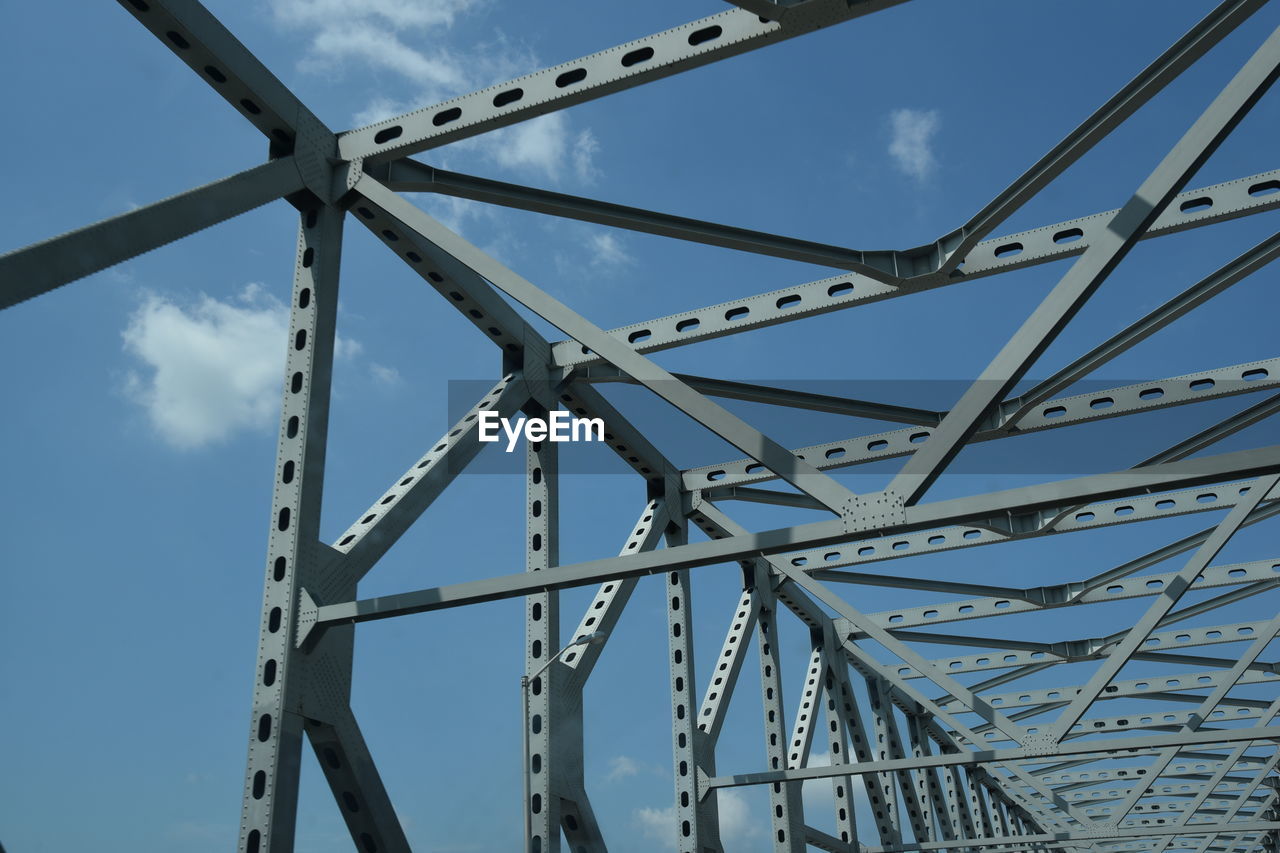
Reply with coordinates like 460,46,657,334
271,0,474,30
633,790,762,849
572,128,602,184
122,284,357,449
587,232,632,270
370,362,401,385
606,755,640,782
887,108,940,180
269,0,601,185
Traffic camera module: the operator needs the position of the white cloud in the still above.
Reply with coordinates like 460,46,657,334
370,362,401,385
717,790,765,845
587,232,632,270
271,0,474,30
423,194,490,237
572,128,601,184
634,804,675,849
122,285,357,449
633,790,762,849
887,108,940,180
606,755,639,782
303,24,468,93
351,96,418,129
268,0,602,185
486,113,573,181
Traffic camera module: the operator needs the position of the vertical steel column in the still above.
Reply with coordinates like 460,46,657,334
966,767,997,840
865,676,916,843
906,713,950,843
665,522,722,853
525,421,560,853
974,784,1006,850
832,646,903,849
755,564,807,853
944,764,980,841
819,631,860,850
238,203,343,852
900,712,938,842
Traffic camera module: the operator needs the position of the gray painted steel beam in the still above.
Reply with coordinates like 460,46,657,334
665,523,723,853
756,565,807,853
305,710,410,853
1003,232,1280,424
13,1,1278,849
930,0,1267,276
239,204,343,853
347,194,547,355
820,628,863,849
886,26,1280,505
549,170,1280,370
351,173,861,513
301,446,1280,635
561,500,669,690
685,356,1280,491
339,1,911,168
115,0,331,147
581,367,942,426
694,587,758,745
383,160,909,273
701,727,1280,790
1046,474,1279,741
853,820,1280,853
0,158,305,310
329,376,529,584
524,423,560,853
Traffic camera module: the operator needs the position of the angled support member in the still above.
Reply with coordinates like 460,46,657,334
665,520,723,853
238,204,407,852
886,21,1280,506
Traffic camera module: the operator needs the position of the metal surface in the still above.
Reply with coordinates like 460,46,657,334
3,1,1278,851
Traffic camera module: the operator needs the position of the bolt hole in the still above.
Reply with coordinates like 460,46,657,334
621,46,654,67
493,88,523,107
555,68,587,88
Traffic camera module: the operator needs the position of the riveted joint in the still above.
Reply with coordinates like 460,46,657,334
844,489,906,533
1026,581,1085,605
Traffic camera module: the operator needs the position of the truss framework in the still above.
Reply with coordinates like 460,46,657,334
3,1,1279,852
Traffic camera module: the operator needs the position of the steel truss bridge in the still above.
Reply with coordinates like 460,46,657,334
3,1,1279,851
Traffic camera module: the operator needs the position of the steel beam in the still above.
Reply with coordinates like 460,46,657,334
930,0,1267,275
1046,474,1280,741
115,0,331,148
665,522,723,853
1003,232,1280,423
339,1,911,167
328,376,530,584
300,448,1280,635
238,204,343,853
886,25,1280,505
685,356,1280,491
383,160,908,272
756,563,807,852
524,419,561,853
351,173,860,514
549,170,1280,370
0,158,305,309
701,727,1280,790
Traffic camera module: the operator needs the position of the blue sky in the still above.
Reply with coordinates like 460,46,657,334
2,1,1278,851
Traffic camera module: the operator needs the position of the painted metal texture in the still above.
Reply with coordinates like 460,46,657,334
2,1,1278,851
